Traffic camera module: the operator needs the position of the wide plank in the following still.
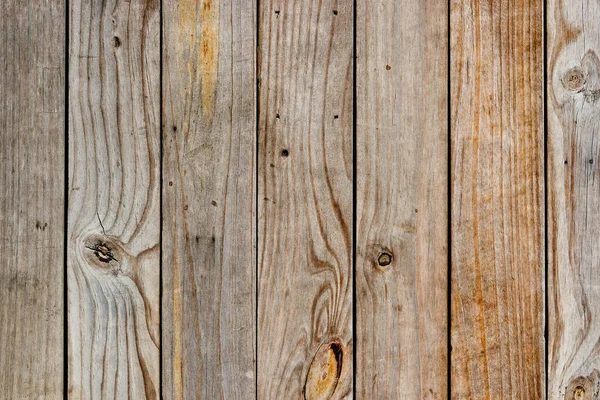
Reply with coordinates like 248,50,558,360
67,0,161,397
450,0,545,398
0,1,65,398
161,0,256,398
355,0,448,398
547,0,600,397
257,1,354,398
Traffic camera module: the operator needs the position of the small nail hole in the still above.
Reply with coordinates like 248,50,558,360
334,115,339,119
333,10,338,15
386,65,391,70
276,113,280,119
281,149,289,157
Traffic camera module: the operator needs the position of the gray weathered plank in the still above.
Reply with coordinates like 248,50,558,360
257,1,353,398
67,0,161,397
547,0,600,397
161,0,256,398
450,0,545,398
355,0,448,398
0,1,65,398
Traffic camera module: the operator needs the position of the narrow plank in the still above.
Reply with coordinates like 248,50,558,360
161,0,256,398
0,1,65,398
355,0,448,397
547,0,600,397
257,1,353,398
450,0,545,398
67,0,160,397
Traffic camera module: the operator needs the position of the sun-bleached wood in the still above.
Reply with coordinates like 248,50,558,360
68,0,160,397
257,1,353,398
161,0,256,398
0,1,65,398
450,0,545,398
547,0,600,398
355,0,448,398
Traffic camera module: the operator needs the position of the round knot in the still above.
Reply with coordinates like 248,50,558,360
377,252,392,267
562,67,586,92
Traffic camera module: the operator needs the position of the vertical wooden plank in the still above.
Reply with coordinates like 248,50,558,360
450,0,545,398
0,1,65,398
68,0,160,397
355,0,448,398
162,0,256,398
257,1,353,398
548,0,600,397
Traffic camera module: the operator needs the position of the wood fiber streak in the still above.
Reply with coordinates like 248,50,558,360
0,1,65,398
257,1,353,398
548,0,600,398
355,0,448,398
68,0,160,397
450,0,544,398
162,0,256,398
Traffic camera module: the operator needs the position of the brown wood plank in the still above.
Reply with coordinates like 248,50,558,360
0,1,65,398
67,0,161,397
257,1,353,398
547,0,600,397
355,0,448,398
450,0,545,398
161,0,256,398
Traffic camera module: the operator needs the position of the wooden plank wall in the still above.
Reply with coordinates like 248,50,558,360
162,0,256,398
356,0,448,398
8,0,600,398
67,0,161,398
450,0,545,398
0,1,65,398
547,0,600,398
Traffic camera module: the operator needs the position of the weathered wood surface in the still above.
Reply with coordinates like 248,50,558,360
0,1,65,398
450,0,545,398
355,0,448,398
257,0,354,398
68,0,161,398
161,0,256,398
547,0,600,397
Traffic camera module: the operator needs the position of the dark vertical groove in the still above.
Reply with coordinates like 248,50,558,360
64,0,69,398
447,0,452,397
159,0,163,397
352,0,357,397
543,0,548,395
255,0,260,398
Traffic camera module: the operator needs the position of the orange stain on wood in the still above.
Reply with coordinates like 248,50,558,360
304,342,344,400
200,0,218,121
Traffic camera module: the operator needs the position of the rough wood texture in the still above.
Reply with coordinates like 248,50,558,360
450,0,545,398
162,0,256,398
68,0,160,397
0,1,65,398
547,0,600,398
355,0,448,398
257,1,353,398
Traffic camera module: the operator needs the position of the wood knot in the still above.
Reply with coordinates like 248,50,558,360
88,242,117,263
377,252,392,267
565,374,597,400
304,341,344,400
562,67,586,92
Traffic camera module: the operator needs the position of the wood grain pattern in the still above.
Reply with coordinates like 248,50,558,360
355,0,448,398
0,1,65,398
161,0,256,398
257,1,353,398
547,0,600,398
450,0,545,398
68,0,160,397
